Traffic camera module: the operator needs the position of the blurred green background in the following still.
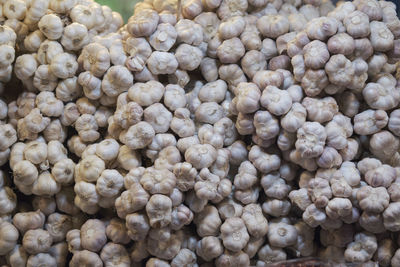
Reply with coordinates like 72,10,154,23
96,0,140,21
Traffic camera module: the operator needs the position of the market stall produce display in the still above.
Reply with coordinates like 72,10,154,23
0,0,400,266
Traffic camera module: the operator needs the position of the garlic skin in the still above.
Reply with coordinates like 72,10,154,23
1,0,400,266
0,221,19,255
